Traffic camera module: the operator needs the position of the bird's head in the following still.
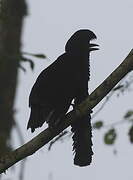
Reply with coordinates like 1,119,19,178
65,29,99,53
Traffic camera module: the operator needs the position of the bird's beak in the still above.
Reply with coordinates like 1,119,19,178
89,43,99,51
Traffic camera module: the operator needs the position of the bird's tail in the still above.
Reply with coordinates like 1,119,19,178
71,113,93,166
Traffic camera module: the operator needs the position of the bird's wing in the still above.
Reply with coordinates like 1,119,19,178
28,53,74,131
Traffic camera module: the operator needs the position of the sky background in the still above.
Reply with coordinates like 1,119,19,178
3,0,133,179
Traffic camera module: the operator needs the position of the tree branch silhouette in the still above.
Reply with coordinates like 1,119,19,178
0,49,133,174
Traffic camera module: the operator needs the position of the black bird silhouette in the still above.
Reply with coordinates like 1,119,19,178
27,29,99,166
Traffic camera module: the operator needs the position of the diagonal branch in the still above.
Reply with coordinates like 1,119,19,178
0,49,133,174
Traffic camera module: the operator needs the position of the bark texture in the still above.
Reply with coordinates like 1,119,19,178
0,0,27,155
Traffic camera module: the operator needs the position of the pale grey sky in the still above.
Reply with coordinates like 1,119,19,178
3,0,133,179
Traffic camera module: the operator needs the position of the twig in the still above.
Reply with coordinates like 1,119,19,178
92,91,114,119
48,131,68,151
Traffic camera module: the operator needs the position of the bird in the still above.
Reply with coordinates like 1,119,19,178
27,29,99,166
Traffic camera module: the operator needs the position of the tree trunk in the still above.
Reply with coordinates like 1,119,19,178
0,0,27,155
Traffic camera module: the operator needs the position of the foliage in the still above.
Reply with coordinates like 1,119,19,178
93,121,103,129
104,128,117,145
128,125,133,143
19,52,46,72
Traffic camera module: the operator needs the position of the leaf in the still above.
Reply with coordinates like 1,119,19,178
104,128,117,145
23,52,46,59
28,59,34,70
20,57,34,70
32,54,46,59
93,121,103,129
128,125,133,143
18,64,26,72
124,110,133,119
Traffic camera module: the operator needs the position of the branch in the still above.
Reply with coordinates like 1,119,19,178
0,49,133,174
